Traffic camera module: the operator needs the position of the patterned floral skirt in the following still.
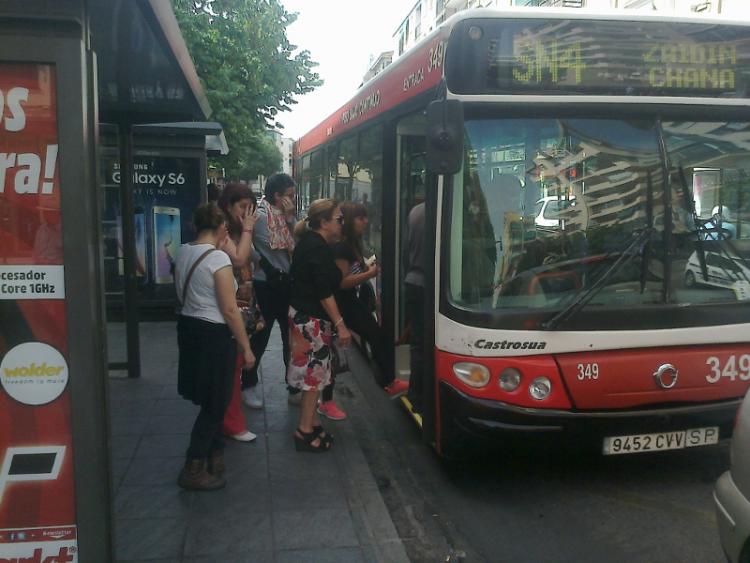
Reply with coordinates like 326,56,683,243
287,306,334,391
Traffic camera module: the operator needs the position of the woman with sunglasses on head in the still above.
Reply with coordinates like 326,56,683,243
318,202,409,420
217,183,263,442
288,199,351,452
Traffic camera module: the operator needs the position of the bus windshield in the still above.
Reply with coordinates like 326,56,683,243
447,118,750,319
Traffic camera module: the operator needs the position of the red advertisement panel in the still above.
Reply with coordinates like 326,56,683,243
0,63,77,560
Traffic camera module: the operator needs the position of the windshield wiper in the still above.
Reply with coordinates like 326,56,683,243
640,171,655,294
541,227,655,330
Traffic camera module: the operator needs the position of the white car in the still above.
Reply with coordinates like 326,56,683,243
684,251,750,290
715,389,750,563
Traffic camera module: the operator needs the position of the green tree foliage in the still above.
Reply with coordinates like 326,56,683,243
172,0,321,179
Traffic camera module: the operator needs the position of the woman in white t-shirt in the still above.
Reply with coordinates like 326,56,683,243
174,203,255,491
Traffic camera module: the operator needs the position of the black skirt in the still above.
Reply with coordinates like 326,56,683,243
177,315,236,416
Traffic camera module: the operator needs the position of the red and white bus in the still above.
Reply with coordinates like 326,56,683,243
294,9,750,456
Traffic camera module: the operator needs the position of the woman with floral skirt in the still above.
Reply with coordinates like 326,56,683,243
287,199,351,452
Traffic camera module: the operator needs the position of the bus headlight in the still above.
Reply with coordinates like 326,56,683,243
529,377,552,400
453,362,490,388
499,368,521,392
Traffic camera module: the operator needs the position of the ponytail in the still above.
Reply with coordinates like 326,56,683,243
293,218,309,239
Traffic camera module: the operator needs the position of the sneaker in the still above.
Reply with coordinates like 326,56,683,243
229,430,257,442
383,379,409,397
287,391,302,406
242,386,264,409
317,400,347,420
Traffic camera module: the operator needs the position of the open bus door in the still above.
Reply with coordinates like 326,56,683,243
395,100,463,451
394,113,428,430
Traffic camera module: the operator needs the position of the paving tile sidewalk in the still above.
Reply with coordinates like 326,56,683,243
107,321,408,563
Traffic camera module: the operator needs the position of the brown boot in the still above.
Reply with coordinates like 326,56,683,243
208,450,225,479
177,459,226,491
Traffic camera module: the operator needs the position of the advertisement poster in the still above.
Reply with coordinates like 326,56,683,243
0,63,78,560
101,155,201,303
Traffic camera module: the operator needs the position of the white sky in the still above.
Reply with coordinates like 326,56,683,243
278,0,416,140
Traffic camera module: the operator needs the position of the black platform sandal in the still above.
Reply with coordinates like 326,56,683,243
294,427,332,453
314,425,334,444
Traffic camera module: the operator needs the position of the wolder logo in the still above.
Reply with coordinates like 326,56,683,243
4,364,64,378
0,343,68,406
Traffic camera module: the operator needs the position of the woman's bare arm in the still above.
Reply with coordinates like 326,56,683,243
220,208,256,266
215,266,254,367
320,295,351,347
336,258,377,290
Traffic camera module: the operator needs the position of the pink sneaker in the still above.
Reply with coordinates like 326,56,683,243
317,401,347,420
384,379,409,397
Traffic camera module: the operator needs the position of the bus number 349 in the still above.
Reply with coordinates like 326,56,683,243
705,355,750,384
577,363,599,380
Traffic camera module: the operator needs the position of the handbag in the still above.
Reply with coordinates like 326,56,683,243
235,263,266,335
331,336,349,375
237,293,265,336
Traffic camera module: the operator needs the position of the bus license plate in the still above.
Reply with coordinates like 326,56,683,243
602,427,719,455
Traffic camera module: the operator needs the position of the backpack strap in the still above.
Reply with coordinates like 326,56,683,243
179,248,216,306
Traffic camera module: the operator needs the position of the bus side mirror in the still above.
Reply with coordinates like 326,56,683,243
426,100,463,175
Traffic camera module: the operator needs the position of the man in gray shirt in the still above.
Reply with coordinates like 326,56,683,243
405,201,425,413
241,173,298,408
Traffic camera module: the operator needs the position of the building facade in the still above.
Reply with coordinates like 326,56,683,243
362,51,394,84
248,130,294,196
393,0,750,59
268,129,294,175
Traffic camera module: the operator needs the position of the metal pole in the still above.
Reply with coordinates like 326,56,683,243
118,121,141,378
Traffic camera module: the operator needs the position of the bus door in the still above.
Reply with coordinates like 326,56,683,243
395,114,427,389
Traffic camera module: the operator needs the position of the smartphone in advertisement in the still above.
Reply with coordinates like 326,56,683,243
117,207,146,279
153,206,181,284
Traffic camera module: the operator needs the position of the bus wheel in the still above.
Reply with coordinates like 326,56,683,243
684,270,696,287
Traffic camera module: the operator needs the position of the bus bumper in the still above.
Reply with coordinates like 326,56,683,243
439,381,740,446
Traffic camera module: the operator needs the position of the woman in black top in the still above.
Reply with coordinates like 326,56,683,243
319,203,409,420
288,199,351,452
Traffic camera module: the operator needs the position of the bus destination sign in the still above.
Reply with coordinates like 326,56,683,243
446,18,750,98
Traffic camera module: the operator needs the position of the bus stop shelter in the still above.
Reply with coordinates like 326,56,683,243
0,0,215,559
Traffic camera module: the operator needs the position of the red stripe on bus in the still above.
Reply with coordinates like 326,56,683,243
296,30,448,155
